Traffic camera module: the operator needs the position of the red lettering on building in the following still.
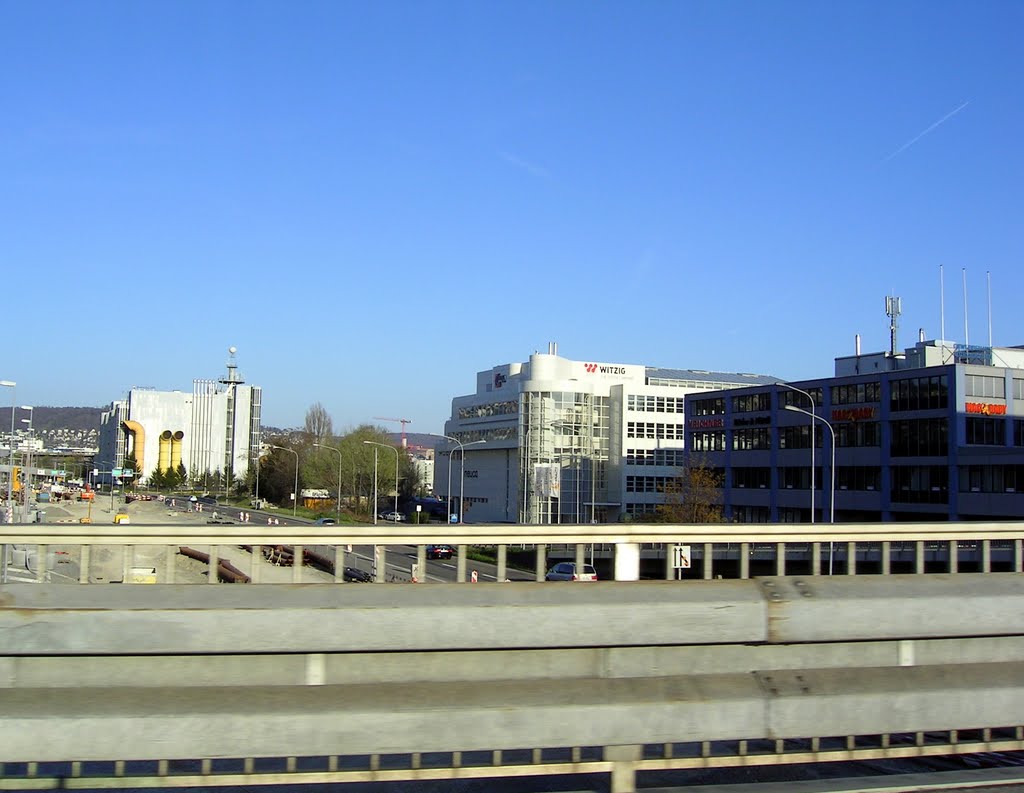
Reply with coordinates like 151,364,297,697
831,407,877,422
688,418,724,429
965,402,1007,416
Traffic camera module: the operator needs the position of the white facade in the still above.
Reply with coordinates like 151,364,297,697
434,344,777,524
98,354,262,487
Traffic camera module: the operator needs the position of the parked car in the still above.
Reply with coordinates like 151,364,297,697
545,562,598,581
343,566,373,583
379,510,406,522
426,544,455,560
314,517,337,526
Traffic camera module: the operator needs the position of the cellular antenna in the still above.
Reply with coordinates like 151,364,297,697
885,295,902,356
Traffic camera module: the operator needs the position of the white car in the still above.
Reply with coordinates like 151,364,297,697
379,510,406,522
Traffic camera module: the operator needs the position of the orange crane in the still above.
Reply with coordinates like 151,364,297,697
373,417,412,447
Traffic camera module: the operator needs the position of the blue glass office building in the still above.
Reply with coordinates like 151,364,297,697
686,338,1024,522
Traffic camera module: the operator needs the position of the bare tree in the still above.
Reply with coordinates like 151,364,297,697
304,403,334,446
655,458,725,523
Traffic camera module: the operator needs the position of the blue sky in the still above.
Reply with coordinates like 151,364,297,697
3,1,1021,433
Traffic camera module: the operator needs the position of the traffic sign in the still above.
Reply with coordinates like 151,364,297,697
672,544,691,569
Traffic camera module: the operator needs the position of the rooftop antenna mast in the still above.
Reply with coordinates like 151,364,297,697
962,268,969,349
885,295,902,356
939,264,945,341
987,270,993,347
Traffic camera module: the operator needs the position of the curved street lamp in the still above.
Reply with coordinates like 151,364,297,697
442,435,484,524
784,403,836,574
269,445,299,517
776,383,818,524
1,379,14,583
364,441,399,523
313,442,343,523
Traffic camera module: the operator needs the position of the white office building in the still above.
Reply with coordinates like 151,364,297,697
98,350,262,488
435,343,777,524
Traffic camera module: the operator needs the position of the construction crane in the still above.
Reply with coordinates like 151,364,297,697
373,417,412,447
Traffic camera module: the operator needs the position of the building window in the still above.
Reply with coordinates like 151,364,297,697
1016,420,1024,447
732,505,771,523
890,375,948,412
732,467,770,489
779,466,813,490
626,448,687,466
732,427,771,451
835,466,881,491
965,417,1004,446
689,431,725,452
831,382,881,405
835,421,881,448
625,502,659,518
691,397,725,416
779,388,823,408
965,374,1005,399
627,395,686,413
733,393,771,413
1014,380,1024,400
779,425,821,449
626,422,686,440
891,465,948,503
890,418,948,456
959,465,1023,493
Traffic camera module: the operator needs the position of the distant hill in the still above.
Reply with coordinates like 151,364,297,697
0,406,102,433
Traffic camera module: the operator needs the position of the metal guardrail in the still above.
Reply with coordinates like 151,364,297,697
3,576,1024,792
2,521,1023,584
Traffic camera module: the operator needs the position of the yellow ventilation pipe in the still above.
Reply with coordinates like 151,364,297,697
170,431,184,471
159,431,172,471
122,420,145,475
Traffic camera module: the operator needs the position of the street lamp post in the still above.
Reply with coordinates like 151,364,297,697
1,380,14,583
364,441,399,522
368,446,378,525
776,383,817,523
19,407,34,515
270,445,299,517
442,435,484,524
314,443,344,523
784,403,836,573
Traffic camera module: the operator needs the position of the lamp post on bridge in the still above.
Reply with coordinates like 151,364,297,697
270,445,299,518
314,442,343,523
784,403,836,574
1,380,14,582
364,441,399,522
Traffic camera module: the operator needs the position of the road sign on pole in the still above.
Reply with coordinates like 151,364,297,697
672,544,691,569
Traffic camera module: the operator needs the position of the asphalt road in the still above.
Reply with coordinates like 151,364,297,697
10,495,538,585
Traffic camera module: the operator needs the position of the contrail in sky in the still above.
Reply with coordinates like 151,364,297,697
882,100,971,162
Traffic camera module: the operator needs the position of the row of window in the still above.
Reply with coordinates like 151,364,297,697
730,465,948,503
626,476,678,493
965,374,1005,399
626,394,686,414
458,400,519,420
625,448,688,467
690,416,1024,454
832,382,881,405
691,397,726,416
890,375,948,412
733,427,771,451
733,393,772,413
960,465,1024,493
626,422,686,440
